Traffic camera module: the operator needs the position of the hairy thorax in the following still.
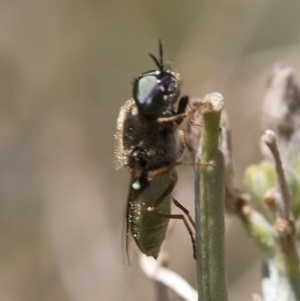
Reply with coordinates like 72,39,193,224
121,100,179,171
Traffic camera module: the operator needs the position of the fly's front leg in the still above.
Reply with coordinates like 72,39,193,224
187,102,202,128
156,95,189,126
156,95,189,125
178,130,194,154
175,96,189,125
157,99,211,125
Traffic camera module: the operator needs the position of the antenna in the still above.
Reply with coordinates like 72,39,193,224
148,39,164,71
158,39,163,67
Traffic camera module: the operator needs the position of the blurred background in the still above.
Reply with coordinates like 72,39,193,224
1,0,300,300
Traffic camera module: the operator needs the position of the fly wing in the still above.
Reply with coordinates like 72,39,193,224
122,171,143,267
122,201,133,268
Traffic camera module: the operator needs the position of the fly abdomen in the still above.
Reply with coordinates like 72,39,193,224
131,171,173,258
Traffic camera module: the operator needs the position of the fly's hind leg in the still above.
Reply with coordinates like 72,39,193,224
148,197,197,259
150,210,197,260
146,173,197,259
171,197,196,259
172,197,195,229
147,171,178,210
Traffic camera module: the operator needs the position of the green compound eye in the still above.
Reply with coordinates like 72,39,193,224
136,75,158,102
132,40,180,118
133,71,167,116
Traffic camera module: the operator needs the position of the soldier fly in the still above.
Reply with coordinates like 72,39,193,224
115,40,197,261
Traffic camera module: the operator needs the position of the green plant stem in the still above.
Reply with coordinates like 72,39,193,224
194,94,228,301
273,231,300,301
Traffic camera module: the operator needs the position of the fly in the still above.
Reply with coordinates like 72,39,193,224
115,40,198,262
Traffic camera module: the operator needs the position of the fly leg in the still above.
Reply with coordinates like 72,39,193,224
157,99,211,124
172,197,196,259
178,130,194,154
148,197,197,259
146,163,178,180
149,209,197,259
175,96,189,125
176,161,215,169
172,197,195,228
146,174,197,259
146,161,214,182
176,130,215,168
187,102,202,128
147,171,178,207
